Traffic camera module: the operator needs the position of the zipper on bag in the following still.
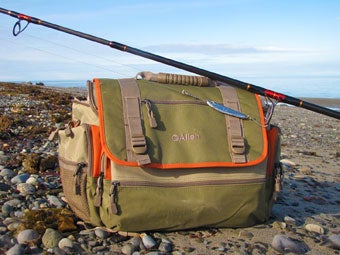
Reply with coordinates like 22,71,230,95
110,181,120,215
73,162,87,195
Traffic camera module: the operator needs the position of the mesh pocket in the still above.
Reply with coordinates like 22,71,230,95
59,159,90,222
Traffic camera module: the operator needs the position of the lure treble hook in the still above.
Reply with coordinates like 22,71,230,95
12,19,29,36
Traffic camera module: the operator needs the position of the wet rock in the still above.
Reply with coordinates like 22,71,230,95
0,182,11,192
271,235,309,254
42,228,63,248
17,229,39,245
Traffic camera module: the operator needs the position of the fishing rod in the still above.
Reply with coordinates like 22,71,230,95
0,7,339,120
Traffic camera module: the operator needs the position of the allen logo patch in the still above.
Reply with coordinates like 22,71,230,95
172,133,200,142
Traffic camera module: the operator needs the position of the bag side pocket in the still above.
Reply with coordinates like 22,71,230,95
58,124,91,223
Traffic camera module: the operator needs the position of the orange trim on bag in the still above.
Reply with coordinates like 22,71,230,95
94,78,268,169
266,126,279,177
91,125,102,177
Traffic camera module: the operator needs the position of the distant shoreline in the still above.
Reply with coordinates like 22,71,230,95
1,81,340,108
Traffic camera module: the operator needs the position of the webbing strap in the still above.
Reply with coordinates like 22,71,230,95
118,79,151,166
218,85,247,163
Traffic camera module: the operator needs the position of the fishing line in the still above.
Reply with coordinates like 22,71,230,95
0,25,140,78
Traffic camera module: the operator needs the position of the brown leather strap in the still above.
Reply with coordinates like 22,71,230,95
118,79,151,166
218,85,247,163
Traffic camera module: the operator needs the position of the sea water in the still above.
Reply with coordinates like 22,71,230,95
30,75,340,99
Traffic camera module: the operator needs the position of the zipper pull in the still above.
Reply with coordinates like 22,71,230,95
110,181,120,215
143,99,158,128
93,172,104,207
73,162,86,195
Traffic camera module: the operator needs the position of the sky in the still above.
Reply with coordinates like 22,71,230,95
0,1,340,89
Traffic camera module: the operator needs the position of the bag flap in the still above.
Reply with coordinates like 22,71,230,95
94,78,268,169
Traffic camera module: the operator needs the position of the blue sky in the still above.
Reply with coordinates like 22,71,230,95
0,0,339,84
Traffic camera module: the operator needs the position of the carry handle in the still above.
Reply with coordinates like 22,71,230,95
136,71,215,87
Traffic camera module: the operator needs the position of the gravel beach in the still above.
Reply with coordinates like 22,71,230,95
0,82,339,254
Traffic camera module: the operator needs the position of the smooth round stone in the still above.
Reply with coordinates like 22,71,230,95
271,235,309,254
42,228,63,248
26,175,39,186
94,228,108,239
1,204,13,217
17,229,39,245
321,235,340,250
11,173,30,184
305,223,324,234
58,237,74,250
0,168,15,178
5,244,25,255
0,182,11,192
47,195,65,208
17,183,35,195
140,233,156,249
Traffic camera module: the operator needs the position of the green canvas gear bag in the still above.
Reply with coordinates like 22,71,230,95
58,72,282,232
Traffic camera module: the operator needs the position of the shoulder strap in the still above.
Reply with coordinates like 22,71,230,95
218,85,247,163
118,79,151,166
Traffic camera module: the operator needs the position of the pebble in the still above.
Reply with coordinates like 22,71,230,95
47,195,65,208
271,235,309,254
10,173,30,184
42,228,63,248
0,168,16,178
5,244,25,255
284,216,297,225
305,223,325,234
17,229,39,245
16,183,35,195
321,235,340,250
140,233,157,249
94,228,109,239
58,237,74,250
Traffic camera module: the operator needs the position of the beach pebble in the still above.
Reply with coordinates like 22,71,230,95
1,204,14,217
140,233,157,249
42,228,63,248
122,243,135,255
271,235,309,254
0,168,16,178
11,173,30,184
280,159,296,168
5,244,25,255
284,216,297,225
0,182,10,192
321,235,340,250
159,241,173,253
94,228,108,239
17,183,35,195
47,195,65,208
58,237,74,250
26,175,39,186
17,229,39,245
305,223,325,234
